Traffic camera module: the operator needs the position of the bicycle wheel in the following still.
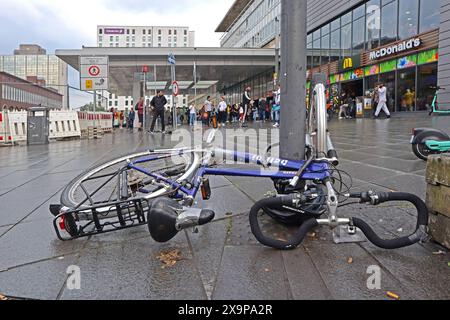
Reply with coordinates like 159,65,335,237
60,149,194,211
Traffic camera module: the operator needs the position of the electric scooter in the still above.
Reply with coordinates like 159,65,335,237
429,86,450,116
411,127,450,161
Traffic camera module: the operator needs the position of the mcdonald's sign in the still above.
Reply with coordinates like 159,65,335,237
343,58,353,69
339,55,361,72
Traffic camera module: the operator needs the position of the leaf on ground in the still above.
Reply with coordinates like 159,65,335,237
347,257,353,264
264,268,271,272
156,249,183,269
0,294,8,301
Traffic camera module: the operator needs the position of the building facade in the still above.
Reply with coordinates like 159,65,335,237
0,72,63,110
217,0,445,113
0,45,68,108
97,26,195,111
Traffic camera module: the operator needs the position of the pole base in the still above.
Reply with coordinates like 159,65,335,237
332,225,367,244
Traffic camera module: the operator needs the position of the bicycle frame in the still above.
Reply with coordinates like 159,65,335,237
127,148,332,203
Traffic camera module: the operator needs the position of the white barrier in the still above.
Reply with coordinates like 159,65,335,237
7,110,27,144
78,112,113,133
49,110,81,139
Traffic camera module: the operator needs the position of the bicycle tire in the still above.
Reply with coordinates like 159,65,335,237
60,149,193,209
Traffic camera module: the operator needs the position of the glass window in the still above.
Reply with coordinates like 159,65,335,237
330,29,340,62
398,0,419,40
353,17,366,52
313,29,321,41
353,4,366,19
420,0,440,32
331,18,340,31
341,12,352,25
381,0,398,46
397,68,416,111
366,0,381,49
341,23,352,58
321,24,330,36
416,63,438,111
321,34,330,64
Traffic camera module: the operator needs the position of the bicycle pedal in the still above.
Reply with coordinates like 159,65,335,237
332,225,367,244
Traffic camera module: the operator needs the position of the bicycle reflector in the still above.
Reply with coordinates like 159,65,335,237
201,178,211,200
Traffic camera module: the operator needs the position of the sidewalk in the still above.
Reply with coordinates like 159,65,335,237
0,115,449,300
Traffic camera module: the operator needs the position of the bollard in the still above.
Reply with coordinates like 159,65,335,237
426,154,450,249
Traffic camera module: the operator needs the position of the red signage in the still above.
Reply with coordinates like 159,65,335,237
172,81,179,97
142,66,149,73
88,66,101,77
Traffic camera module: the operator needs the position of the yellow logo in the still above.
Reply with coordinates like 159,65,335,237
85,80,93,90
343,58,353,69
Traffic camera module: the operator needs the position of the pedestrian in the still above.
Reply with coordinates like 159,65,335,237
218,96,227,127
189,103,196,127
134,97,145,131
239,104,245,123
149,90,168,134
259,98,267,122
242,86,253,127
372,85,379,113
272,85,281,127
251,99,258,122
374,83,391,119
128,108,135,130
203,96,213,127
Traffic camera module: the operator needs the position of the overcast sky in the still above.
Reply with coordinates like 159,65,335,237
0,0,234,106
0,0,234,53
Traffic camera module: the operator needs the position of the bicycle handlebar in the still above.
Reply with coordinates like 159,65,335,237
350,192,429,249
249,192,429,251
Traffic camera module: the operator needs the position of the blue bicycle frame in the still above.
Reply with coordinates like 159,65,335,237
127,148,332,201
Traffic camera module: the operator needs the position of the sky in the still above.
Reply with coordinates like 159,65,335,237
0,0,235,105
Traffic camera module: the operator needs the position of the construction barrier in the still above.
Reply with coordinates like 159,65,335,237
0,108,9,144
7,110,28,144
49,110,81,140
78,112,113,133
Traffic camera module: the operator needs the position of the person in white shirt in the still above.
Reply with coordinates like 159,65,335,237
189,104,196,127
374,83,391,119
218,96,227,126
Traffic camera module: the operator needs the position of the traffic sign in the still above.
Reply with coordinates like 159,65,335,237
172,81,179,97
168,53,176,65
80,56,109,91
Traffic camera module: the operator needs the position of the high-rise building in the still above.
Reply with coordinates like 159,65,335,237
0,44,68,108
97,26,195,48
97,26,196,111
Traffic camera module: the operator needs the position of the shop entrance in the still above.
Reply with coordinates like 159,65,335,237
340,79,364,98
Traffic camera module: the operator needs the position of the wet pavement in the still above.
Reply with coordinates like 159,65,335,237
0,113,449,300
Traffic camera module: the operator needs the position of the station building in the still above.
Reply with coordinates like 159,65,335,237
217,0,449,113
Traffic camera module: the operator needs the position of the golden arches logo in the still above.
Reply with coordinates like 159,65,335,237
343,58,353,69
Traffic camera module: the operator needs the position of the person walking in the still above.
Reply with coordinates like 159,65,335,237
259,98,267,122
218,96,227,127
189,103,196,127
374,83,391,119
149,90,168,133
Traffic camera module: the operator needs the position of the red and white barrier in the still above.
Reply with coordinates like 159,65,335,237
7,110,28,144
49,110,81,139
78,112,113,133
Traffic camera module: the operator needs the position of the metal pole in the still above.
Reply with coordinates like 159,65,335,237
93,90,97,127
280,0,307,160
275,18,280,90
171,64,177,128
194,61,197,110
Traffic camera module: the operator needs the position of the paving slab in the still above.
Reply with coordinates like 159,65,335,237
60,236,207,300
0,254,78,300
212,246,291,300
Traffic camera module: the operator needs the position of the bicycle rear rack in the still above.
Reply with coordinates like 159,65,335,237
52,198,151,241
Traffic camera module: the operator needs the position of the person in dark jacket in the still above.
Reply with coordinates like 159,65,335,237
149,90,168,133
